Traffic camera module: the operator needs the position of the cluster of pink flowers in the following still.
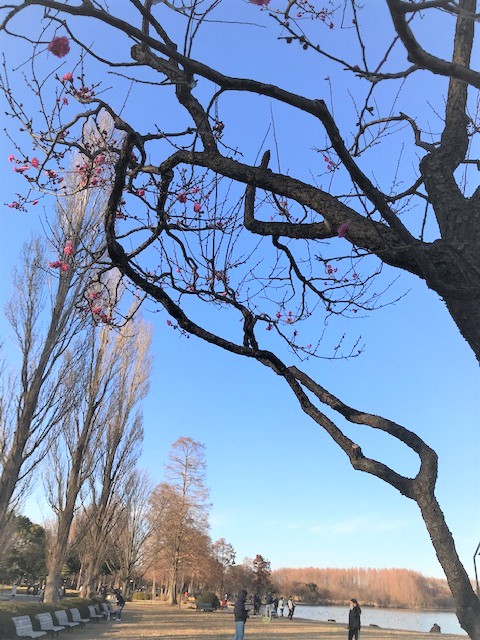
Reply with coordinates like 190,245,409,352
64,240,74,256
74,85,95,100
249,0,270,5
49,260,69,272
323,155,336,171
326,263,338,275
176,187,205,213
48,35,70,58
82,291,113,324
9,155,41,173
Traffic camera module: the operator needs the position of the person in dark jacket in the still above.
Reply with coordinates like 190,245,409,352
234,590,249,640
114,589,126,622
348,598,361,640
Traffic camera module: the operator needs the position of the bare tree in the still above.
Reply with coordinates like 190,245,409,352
106,469,153,597
77,317,151,598
148,437,210,605
1,1,480,636
0,186,105,541
43,319,121,602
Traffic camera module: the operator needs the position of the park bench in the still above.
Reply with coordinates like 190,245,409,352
12,616,47,639
87,605,104,622
69,610,89,627
35,613,65,636
100,602,116,620
196,602,214,612
54,611,79,631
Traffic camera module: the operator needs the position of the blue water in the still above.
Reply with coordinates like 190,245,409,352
295,604,465,635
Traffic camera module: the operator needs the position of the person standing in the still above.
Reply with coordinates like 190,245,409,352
253,593,261,615
278,597,284,617
234,590,249,640
287,596,295,620
265,593,273,618
114,588,126,622
348,598,361,640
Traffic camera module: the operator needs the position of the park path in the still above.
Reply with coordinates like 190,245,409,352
67,602,464,640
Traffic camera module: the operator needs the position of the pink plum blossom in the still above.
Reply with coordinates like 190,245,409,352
337,221,350,238
31,157,40,168
48,36,70,58
61,72,73,82
193,202,202,213
63,240,74,256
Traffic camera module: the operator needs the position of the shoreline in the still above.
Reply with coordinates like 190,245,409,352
101,601,464,640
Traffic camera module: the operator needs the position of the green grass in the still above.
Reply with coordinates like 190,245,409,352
0,597,98,639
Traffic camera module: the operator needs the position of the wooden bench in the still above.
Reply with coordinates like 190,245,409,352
54,611,79,631
69,610,89,627
35,613,65,636
12,616,47,639
196,603,214,612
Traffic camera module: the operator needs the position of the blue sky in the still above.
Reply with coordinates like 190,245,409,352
0,0,478,581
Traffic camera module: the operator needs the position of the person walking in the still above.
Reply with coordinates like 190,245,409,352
114,589,126,622
287,596,295,620
348,598,361,640
233,590,249,640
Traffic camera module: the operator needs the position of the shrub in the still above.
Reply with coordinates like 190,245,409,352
132,591,153,600
195,592,220,609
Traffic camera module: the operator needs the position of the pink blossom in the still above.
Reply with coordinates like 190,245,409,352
32,200,38,206
193,202,202,213
94,154,106,165
137,189,145,196
61,72,73,82
177,192,187,203
13,165,29,173
48,36,70,58
91,306,102,314
8,154,15,162
31,157,40,168
337,221,350,238
49,261,63,269
63,240,74,256
249,0,270,4
60,263,69,272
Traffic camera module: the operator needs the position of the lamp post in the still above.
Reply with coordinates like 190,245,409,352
474,541,480,597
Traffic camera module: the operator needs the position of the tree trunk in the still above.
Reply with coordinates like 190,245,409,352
415,490,480,640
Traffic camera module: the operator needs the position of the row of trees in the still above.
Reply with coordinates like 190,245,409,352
0,179,152,602
273,567,455,609
1,436,456,611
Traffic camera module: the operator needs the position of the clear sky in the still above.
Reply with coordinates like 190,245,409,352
0,0,478,581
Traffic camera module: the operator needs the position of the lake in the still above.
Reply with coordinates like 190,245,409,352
294,604,465,635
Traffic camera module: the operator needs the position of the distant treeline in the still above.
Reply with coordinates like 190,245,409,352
272,567,455,609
